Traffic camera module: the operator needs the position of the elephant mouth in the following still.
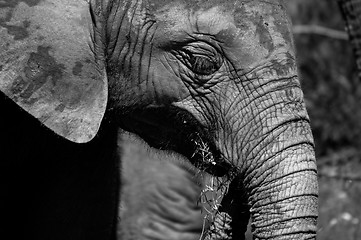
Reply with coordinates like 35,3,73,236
119,105,232,177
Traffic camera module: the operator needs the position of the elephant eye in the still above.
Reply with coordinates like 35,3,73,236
188,54,221,75
176,43,223,76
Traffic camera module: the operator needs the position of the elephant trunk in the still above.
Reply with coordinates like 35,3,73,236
231,83,318,239
246,121,318,239
212,74,319,239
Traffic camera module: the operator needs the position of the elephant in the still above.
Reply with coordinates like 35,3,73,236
0,0,319,239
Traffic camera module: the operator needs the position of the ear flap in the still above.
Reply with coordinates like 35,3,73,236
0,0,107,143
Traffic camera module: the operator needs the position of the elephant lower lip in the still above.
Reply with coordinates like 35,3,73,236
119,105,232,177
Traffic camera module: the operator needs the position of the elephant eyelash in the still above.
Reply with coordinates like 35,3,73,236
187,53,221,75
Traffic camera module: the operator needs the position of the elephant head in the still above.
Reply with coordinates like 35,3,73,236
0,0,318,239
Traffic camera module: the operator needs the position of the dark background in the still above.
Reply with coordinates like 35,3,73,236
289,1,361,239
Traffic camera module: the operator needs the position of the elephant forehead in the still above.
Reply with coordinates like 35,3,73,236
150,0,294,61
226,1,296,77
152,2,234,42
150,1,287,34
0,0,107,143
229,1,294,54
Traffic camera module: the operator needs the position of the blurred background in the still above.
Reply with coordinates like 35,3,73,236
288,1,361,239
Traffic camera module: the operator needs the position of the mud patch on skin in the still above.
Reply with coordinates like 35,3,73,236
53,82,83,110
233,4,251,32
0,0,43,24
272,8,293,46
270,52,296,76
54,103,66,112
0,20,30,40
0,1,42,41
256,17,274,53
72,61,83,76
10,45,65,102
0,0,42,8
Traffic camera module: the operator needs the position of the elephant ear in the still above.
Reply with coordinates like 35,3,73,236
0,0,107,143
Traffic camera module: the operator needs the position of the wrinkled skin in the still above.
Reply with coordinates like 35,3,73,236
0,0,318,240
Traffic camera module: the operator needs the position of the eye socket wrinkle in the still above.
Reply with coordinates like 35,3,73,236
167,41,224,76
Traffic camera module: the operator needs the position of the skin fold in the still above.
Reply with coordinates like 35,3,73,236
0,0,318,239
118,132,205,240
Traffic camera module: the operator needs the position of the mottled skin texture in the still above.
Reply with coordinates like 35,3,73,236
0,0,318,240
0,0,107,142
